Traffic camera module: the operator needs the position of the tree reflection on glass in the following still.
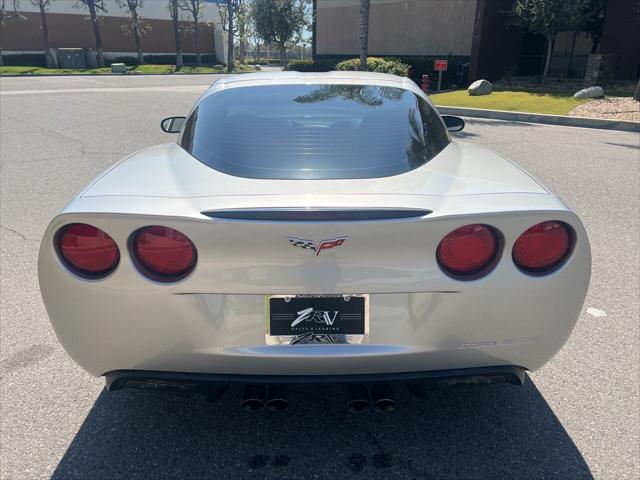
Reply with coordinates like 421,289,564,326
294,85,405,107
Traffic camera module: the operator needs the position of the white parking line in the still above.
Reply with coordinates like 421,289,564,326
587,307,607,317
0,85,209,95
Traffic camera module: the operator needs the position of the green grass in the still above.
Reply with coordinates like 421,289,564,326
429,89,591,116
0,64,257,76
0,65,113,75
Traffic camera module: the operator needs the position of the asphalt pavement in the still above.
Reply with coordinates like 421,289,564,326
1,75,638,480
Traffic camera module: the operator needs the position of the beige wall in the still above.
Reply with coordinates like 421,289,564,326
2,12,215,56
316,0,478,56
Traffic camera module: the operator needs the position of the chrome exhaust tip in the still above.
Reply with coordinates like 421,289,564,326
347,384,370,412
371,384,395,412
242,385,266,411
266,385,289,412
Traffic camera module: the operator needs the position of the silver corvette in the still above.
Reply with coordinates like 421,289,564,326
39,72,591,409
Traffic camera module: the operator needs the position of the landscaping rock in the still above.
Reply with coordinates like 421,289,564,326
254,65,262,71
214,64,224,69
569,96,639,122
468,79,492,96
573,86,604,99
110,63,127,74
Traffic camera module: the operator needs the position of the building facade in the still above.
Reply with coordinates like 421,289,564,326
314,0,640,83
1,0,226,65
315,0,477,57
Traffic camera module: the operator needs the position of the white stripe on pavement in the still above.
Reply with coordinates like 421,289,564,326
0,85,209,95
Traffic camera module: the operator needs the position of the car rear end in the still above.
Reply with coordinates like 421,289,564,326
39,195,590,384
38,74,591,398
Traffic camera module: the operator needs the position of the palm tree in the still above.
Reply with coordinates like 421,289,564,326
77,0,106,68
169,0,183,68
294,85,403,107
181,0,205,67
225,0,237,73
119,0,147,65
358,0,370,71
32,0,56,68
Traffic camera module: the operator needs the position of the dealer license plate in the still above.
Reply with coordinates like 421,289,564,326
266,295,368,340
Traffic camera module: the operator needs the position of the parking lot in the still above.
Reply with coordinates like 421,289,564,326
1,75,638,479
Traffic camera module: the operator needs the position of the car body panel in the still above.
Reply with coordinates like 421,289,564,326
38,72,591,381
80,139,547,201
39,206,590,377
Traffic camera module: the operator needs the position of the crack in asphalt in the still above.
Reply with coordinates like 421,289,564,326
0,225,39,242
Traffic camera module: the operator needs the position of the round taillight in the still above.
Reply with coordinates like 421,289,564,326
513,221,572,273
133,226,196,280
437,224,499,277
57,223,119,278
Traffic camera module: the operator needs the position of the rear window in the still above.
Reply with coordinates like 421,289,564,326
179,84,450,180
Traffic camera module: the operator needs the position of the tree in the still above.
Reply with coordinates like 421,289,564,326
292,0,312,60
358,0,370,71
581,0,607,54
31,0,56,68
0,0,25,67
293,27,308,59
512,0,585,82
294,85,403,107
76,0,106,68
219,0,241,72
245,16,264,62
252,0,306,66
168,0,183,68
564,0,607,76
634,79,640,102
118,0,149,65
180,0,205,66
235,0,250,64
219,0,253,66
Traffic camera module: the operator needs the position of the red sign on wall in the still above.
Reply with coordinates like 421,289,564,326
434,59,448,71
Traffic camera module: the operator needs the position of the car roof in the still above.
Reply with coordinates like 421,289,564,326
198,71,421,104
213,70,406,86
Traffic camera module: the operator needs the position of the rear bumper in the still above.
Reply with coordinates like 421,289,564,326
40,289,588,377
105,365,526,391
39,210,591,377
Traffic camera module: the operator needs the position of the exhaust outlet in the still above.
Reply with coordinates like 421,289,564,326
242,385,266,411
266,385,289,412
205,384,228,403
347,384,370,412
371,384,395,412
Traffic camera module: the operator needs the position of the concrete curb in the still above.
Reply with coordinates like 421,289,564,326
437,105,639,133
0,67,280,78
0,72,236,78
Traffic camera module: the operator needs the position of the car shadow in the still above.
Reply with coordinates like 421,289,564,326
51,375,592,479
451,130,479,139
603,141,640,150
463,118,541,129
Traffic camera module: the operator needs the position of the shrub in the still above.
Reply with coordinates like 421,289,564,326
2,53,46,67
335,57,410,77
286,59,337,72
315,55,472,89
395,55,470,88
286,59,314,71
141,54,218,66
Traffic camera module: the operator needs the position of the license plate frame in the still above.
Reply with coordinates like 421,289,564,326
265,294,369,345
